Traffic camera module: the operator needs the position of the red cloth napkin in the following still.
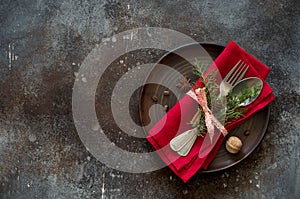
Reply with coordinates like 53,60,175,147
146,41,275,182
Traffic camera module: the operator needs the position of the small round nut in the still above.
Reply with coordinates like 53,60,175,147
163,90,170,96
244,130,250,136
164,105,168,111
151,95,158,102
226,136,243,154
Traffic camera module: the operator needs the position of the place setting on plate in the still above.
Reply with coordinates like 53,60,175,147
139,41,275,182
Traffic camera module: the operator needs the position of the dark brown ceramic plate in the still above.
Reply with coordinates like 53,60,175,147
139,43,270,173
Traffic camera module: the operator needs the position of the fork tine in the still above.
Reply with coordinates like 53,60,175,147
223,60,241,82
235,64,248,83
228,61,248,85
227,61,244,84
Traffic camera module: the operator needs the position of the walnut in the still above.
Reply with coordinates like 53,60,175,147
225,136,243,154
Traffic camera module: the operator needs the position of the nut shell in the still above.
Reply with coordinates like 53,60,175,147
151,95,158,102
226,136,243,154
163,90,170,96
164,105,168,111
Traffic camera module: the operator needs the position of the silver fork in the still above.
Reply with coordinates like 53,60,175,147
219,60,249,97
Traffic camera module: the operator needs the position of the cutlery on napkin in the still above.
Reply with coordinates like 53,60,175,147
146,41,275,182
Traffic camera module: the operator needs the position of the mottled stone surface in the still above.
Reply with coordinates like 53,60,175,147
0,0,299,198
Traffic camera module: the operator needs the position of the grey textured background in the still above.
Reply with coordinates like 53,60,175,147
0,0,299,198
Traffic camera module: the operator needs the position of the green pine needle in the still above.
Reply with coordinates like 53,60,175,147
190,60,260,135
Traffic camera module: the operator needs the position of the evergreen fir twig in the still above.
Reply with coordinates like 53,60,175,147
190,59,261,135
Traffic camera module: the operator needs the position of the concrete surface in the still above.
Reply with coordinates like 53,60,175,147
0,0,299,198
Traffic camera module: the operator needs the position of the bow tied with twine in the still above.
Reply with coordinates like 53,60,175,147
194,88,228,142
